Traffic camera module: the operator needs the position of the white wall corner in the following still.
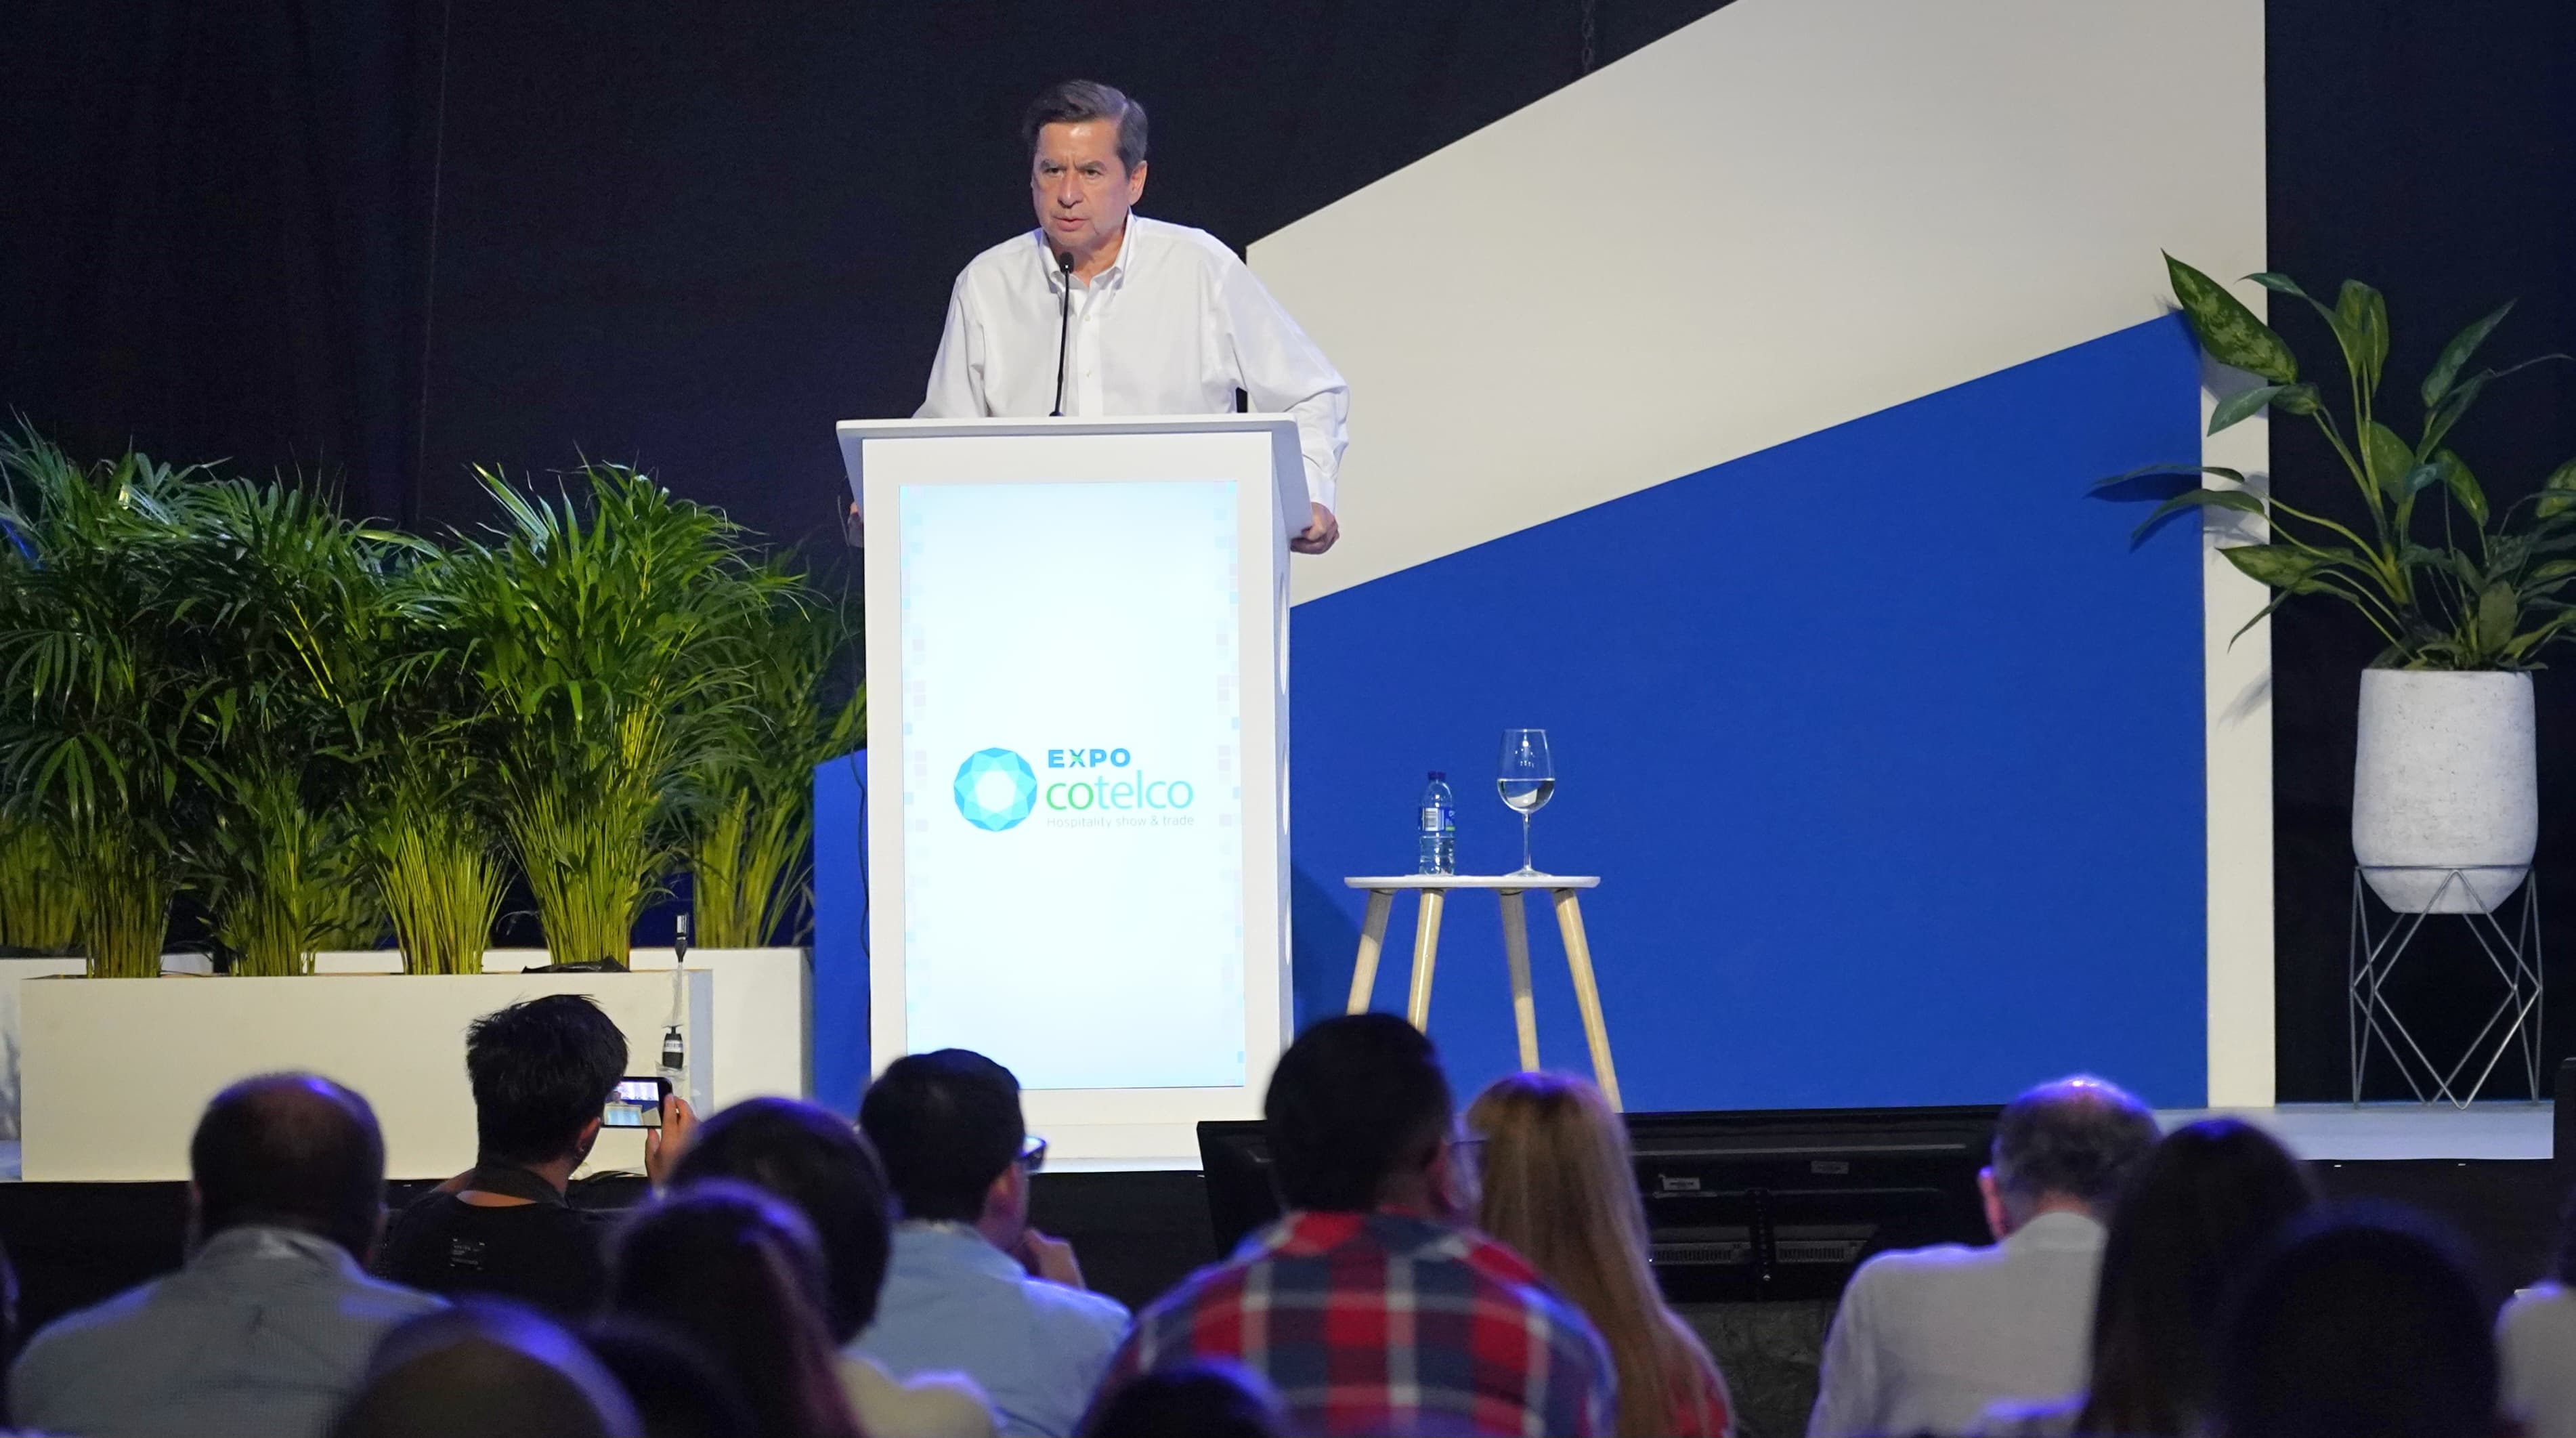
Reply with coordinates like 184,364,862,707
2202,346,2277,1107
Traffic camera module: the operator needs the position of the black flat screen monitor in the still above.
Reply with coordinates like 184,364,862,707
1199,1103,1999,1303
1629,1104,2000,1302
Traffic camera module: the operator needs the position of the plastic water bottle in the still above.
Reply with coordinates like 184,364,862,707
1417,771,1457,875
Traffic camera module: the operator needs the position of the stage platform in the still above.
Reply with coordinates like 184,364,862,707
2155,1101,2556,1160
0,1101,2548,1181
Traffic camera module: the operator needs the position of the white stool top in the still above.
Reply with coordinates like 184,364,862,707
1344,874,1599,890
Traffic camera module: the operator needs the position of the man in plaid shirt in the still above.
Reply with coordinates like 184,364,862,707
1095,1015,1614,1436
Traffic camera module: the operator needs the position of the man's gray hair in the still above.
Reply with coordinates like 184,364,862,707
1990,1074,2160,1212
1023,79,1149,174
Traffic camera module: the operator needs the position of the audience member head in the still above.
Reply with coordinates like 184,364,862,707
190,1072,387,1262
466,994,628,1173
1079,1360,1285,1438
672,1096,893,1343
1264,1013,1463,1217
584,1318,758,1438
605,1181,862,1438
2076,1118,2317,1436
861,1048,1033,1246
1467,1071,1730,1438
1983,1073,2159,1234
330,1301,641,1438
2217,1204,2503,1438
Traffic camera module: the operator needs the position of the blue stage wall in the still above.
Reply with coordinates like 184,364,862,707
815,316,2208,1116
1288,316,2209,1110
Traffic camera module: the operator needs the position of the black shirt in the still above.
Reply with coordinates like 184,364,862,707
375,1164,616,1318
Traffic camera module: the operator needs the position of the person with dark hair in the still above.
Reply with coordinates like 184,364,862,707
1097,1014,1614,1436
2499,1185,2576,1438
674,1096,993,1437
602,1181,864,1438
330,1301,641,1438
1077,1361,1286,1438
907,79,1350,557
10,1074,442,1438
584,1319,759,1438
2217,1204,2508,1438
378,993,693,1316
1809,1074,2160,1437
1977,1118,2317,1435
855,1050,1126,1437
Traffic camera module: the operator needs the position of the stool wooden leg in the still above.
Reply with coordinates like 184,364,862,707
1498,890,1540,1071
1551,889,1622,1110
1404,890,1447,1032
1347,891,1394,1015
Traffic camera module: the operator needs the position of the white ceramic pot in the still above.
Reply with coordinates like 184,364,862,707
2351,669,2537,914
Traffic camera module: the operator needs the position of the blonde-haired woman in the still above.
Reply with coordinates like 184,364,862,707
1467,1072,1734,1437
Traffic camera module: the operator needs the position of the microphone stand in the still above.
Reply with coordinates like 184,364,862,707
1050,249,1075,417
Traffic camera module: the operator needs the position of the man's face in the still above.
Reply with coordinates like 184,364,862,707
1029,119,1146,259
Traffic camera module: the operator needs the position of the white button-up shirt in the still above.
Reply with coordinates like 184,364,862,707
918,214,1350,513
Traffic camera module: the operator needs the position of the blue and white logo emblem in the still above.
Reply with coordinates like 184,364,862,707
952,748,1039,831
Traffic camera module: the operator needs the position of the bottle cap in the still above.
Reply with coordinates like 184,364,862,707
1428,770,1445,780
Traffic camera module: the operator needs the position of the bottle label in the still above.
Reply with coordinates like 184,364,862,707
1422,805,1453,832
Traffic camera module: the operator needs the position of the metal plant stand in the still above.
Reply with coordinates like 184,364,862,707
2349,866,2543,1107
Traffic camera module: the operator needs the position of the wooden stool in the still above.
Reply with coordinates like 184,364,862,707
1341,875,1621,1110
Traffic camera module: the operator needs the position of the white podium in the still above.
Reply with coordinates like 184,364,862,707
836,416,1302,1167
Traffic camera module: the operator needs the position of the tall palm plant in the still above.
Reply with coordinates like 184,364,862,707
0,433,203,977
433,464,781,967
688,577,864,948
360,565,508,975
0,817,79,952
177,478,429,973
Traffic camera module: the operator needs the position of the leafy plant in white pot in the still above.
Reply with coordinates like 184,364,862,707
2109,256,2576,914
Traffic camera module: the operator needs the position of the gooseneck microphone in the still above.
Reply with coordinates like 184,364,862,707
1050,249,1075,417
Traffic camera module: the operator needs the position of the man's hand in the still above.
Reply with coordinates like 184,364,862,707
1015,1227,1088,1290
1290,502,1339,555
645,1096,699,1187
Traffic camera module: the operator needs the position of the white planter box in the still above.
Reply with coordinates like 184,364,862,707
0,954,210,1143
14,948,810,1182
2352,670,2538,914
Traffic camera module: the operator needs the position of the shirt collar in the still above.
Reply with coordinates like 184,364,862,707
895,1219,1024,1279
2004,1209,2107,1252
1039,215,1142,294
1256,1208,1468,1259
465,1162,569,1206
192,1225,364,1277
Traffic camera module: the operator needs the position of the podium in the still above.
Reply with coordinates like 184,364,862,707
836,415,1304,1167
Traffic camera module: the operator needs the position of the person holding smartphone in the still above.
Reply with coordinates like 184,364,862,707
377,994,697,1317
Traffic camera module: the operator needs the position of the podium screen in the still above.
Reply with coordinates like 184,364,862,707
896,479,1247,1090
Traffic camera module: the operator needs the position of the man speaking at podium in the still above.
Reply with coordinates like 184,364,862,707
919,79,1349,555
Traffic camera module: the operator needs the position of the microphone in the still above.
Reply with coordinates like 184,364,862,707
1050,249,1074,417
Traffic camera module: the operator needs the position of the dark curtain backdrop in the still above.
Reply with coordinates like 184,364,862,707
2267,0,2576,1099
7,0,2575,1088
3,0,1730,550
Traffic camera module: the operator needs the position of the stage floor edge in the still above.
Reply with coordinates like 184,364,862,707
0,1103,2550,1181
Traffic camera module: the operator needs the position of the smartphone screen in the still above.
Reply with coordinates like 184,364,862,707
603,1076,669,1129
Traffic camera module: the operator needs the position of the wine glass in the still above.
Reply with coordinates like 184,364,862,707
1497,728,1555,876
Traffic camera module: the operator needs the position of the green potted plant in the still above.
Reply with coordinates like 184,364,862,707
177,478,429,974
358,575,509,975
432,464,783,967
686,574,864,949
2106,256,2576,913
0,819,79,954
0,433,202,976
